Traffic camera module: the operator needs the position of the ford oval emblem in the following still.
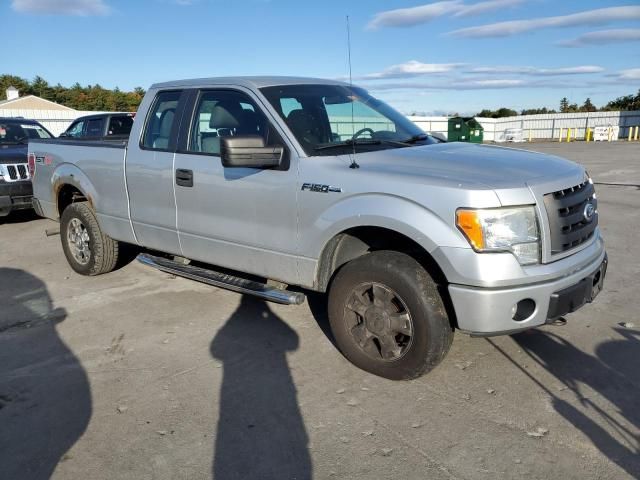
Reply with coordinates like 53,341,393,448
583,203,595,222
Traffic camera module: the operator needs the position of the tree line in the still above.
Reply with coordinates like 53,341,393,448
476,90,640,118
3,74,640,119
0,74,145,112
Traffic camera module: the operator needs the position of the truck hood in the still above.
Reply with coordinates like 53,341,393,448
0,144,27,164
352,142,583,189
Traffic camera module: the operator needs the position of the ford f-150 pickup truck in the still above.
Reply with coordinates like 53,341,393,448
29,77,607,380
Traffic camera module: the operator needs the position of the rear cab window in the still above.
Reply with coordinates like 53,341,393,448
107,115,134,137
141,91,182,151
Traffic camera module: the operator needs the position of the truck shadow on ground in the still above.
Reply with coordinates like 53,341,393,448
0,268,91,480
0,210,40,225
210,295,312,480
511,329,640,477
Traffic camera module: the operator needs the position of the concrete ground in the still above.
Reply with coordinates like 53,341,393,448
0,142,638,480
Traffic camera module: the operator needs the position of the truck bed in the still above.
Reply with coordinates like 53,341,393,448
29,138,136,244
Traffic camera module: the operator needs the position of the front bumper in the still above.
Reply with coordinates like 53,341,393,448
0,180,33,216
448,247,607,335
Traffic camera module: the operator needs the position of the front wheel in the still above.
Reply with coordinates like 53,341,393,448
328,251,453,380
60,202,120,276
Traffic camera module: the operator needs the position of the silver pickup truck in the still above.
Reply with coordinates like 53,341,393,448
29,77,607,380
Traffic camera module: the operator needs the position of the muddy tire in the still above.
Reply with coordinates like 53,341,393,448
328,251,453,380
60,202,120,276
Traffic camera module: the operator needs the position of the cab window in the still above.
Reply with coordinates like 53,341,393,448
86,118,105,137
107,115,134,136
65,120,85,138
142,91,182,150
188,90,276,156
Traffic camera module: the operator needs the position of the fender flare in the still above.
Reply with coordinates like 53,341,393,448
51,163,99,215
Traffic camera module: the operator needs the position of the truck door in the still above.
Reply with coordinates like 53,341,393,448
173,88,299,283
126,89,188,254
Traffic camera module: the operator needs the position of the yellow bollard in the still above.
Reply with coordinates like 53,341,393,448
559,128,563,142
607,127,612,142
629,129,633,142
635,126,639,141
528,129,532,142
566,128,571,143
586,128,592,142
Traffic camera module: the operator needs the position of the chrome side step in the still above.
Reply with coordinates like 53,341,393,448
137,253,305,305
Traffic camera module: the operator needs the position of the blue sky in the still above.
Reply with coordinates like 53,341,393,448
3,0,639,115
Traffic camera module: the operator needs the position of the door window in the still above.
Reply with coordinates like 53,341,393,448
65,120,85,137
86,118,105,137
142,91,182,150
188,90,274,156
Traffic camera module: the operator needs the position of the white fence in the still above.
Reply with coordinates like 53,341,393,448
2,107,640,141
410,111,640,142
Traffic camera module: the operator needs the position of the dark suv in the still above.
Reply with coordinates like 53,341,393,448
0,118,53,217
59,112,135,140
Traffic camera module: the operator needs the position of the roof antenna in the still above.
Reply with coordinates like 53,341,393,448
346,15,359,169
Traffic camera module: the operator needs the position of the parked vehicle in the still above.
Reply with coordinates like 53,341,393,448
0,117,53,217
29,77,607,380
59,113,134,140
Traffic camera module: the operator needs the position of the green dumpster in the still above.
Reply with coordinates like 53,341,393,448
448,117,484,143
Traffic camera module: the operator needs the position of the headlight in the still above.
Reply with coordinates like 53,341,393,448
456,206,540,265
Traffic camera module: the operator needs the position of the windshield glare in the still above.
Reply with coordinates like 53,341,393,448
260,84,434,155
0,121,52,145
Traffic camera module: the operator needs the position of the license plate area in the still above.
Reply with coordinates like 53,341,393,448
547,255,607,320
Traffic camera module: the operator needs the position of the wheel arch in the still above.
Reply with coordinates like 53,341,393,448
314,225,458,329
315,226,448,291
51,164,98,218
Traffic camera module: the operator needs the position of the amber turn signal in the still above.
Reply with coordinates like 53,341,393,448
456,210,485,250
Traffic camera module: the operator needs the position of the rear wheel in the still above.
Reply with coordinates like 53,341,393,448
60,202,120,275
328,251,453,380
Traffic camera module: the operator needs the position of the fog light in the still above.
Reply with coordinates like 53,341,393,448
512,299,536,322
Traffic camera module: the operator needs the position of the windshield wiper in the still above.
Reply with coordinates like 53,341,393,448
314,138,412,151
314,139,382,151
400,133,429,144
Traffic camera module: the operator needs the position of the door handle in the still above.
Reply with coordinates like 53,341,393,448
175,169,193,187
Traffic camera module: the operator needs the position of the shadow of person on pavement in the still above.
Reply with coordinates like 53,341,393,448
211,295,312,480
512,329,640,477
0,268,92,480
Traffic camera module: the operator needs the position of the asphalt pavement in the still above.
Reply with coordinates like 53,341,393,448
0,141,638,480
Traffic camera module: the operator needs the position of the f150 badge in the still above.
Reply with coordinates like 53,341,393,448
301,183,342,193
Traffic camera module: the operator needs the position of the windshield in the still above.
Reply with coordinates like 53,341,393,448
0,121,52,145
260,84,438,156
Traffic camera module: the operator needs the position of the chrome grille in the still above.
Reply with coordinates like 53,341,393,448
544,180,597,255
0,163,30,182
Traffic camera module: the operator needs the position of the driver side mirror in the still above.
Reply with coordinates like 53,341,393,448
221,136,283,169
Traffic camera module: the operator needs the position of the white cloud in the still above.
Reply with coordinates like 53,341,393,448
452,0,522,17
367,0,522,29
367,79,543,91
357,62,604,81
468,65,605,75
558,29,640,47
360,61,463,80
11,0,110,15
450,6,640,37
367,1,463,29
613,68,640,81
